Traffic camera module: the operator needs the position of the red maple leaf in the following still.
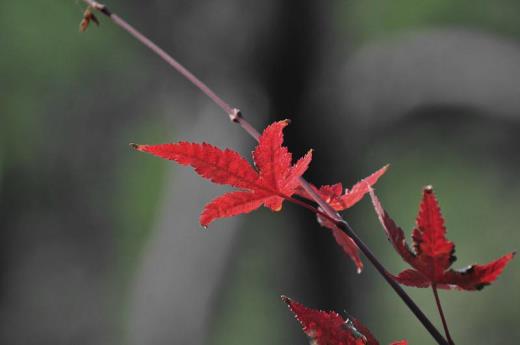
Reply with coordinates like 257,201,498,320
370,186,515,290
282,296,407,345
296,166,388,273
296,165,388,212
132,120,312,227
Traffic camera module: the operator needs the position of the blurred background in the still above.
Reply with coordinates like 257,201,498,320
1,0,519,344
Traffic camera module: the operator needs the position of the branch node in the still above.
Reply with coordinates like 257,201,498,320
85,0,112,16
90,1,105,10
229,108,242,123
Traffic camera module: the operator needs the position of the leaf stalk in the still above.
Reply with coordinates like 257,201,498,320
432,284,455,345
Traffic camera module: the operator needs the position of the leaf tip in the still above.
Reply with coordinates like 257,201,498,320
424,185,434,193
504,251,516,263
200,208,217,228
199,217,211,229
280,295,291,304
273,205,283,212
129,143,141,150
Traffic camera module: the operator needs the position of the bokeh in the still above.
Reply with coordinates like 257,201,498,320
1,1,518,344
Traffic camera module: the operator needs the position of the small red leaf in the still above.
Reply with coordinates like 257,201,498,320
370,186,515,290
318,214,363,272
297,165,389,212
294,166,388,271
282,296,406,345
333,165,389,211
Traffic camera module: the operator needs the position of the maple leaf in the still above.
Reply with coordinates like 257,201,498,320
296,165,388,212
370,186,515,290
132,120,312,227
282,295,407,345
296,165,388,273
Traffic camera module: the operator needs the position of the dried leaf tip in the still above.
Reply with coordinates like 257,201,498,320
281,295,290,304
129,143,141,150
424,185,434,192
79,7,99,32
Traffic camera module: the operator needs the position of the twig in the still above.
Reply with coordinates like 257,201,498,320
432,284,455,345
78,2,450,344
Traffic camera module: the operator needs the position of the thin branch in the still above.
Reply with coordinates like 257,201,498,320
78,2,449,345
432,284,455,345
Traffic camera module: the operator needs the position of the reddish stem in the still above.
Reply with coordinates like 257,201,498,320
432,284,455,345
78,2,449,345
